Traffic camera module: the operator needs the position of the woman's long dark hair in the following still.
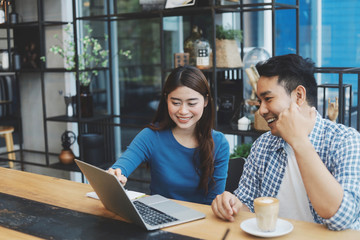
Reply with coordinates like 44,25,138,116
148,65,215,194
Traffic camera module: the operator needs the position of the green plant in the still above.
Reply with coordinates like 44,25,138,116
216,24,243,41
41,23,131,86
230,143,252,159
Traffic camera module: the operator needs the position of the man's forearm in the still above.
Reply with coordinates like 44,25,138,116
291,139,343,219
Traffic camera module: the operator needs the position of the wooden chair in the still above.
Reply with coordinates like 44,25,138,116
0,126,15,168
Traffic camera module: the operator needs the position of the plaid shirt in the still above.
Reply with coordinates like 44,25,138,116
234,111,360,230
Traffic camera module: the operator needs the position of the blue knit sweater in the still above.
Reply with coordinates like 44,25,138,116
111,128,230,205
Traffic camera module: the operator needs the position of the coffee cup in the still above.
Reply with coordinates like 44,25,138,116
253,197,279,232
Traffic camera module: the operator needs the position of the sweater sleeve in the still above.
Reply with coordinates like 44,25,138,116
205,131,230,204
110,128,155,177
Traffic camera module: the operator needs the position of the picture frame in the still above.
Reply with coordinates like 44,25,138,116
165,0,195,9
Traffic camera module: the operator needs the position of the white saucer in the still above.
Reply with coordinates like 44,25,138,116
240,218,294,238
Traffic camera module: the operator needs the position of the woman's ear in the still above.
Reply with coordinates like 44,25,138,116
204,95,209,107
292,85,306,106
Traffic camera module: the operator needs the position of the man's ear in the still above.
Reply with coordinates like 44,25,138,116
292,85,306,106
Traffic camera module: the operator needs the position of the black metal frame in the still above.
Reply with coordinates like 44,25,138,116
0,0,302,170
316,67,360,131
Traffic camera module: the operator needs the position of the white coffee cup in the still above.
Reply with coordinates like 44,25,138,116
253,197,279,232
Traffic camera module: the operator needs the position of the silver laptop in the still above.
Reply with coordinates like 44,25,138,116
75,159,206,231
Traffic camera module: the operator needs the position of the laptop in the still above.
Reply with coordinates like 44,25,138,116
75,159,206,231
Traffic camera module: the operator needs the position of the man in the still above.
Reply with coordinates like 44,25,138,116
211,54,360,230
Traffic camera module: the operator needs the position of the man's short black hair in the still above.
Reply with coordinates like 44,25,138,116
256,54,317,107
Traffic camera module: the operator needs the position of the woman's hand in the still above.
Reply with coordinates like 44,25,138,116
107,168,128,186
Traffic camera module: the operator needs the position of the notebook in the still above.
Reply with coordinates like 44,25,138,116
75,159,206,231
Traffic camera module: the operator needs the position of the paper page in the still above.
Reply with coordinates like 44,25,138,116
86,190,146,200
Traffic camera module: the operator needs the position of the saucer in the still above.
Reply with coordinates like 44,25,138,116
240,218,294,238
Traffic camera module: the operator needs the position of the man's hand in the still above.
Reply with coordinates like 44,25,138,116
107,168,128,186
211,191,246,222
276,103,316,147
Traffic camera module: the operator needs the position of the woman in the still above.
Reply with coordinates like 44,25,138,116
108,65,230,205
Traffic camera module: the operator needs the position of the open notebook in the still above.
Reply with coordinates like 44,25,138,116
86,190,145,201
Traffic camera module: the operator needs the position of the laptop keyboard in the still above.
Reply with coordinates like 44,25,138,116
133,201,178,226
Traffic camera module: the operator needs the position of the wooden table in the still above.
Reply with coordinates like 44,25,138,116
1,167,359,240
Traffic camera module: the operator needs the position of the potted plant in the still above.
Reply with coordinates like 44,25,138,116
230,143,252,159
215,24,243,68
41,23,131,117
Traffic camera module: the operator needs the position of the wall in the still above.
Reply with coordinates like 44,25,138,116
17,0,75,179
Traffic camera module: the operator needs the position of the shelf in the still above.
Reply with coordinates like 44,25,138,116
163,67,244,74
75,2,299,22
217,124,267,137
6,0,300,174
47,114,112,123
46,114,153,130
0,149,113,172
0,21,69,29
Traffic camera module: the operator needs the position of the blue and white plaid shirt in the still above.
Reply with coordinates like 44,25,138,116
234,111,360,230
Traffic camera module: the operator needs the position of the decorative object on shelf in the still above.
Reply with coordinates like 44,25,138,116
41,24,130,117
317,83,352,125
79,85,93,118
195,35,211,69
184,25,202,66
215,25,243,68
165,0,195,9
238,116,251,131
174,52,189,68
327,97,339,122
0,9,4,24
42,24,109,87
22,41,39,69
244,65,260,100
243,64,260,125
0,50,9,70
12,48,21,70
71,95,77,117
217,94,235,124
64,94,74,117
244,99,259,124
59,130,76,165
9,0,17,24
13,25,41,70
139,0,165,11
0,0,7,24
242,47,270,100
79,133,105,166
254,110,270,131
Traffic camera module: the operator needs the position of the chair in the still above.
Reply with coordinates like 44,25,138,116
0,126,15,168
225,157,245,193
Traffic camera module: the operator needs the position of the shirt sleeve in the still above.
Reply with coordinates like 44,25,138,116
317,130,360,230
110,128,155,177
205,131,230,205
